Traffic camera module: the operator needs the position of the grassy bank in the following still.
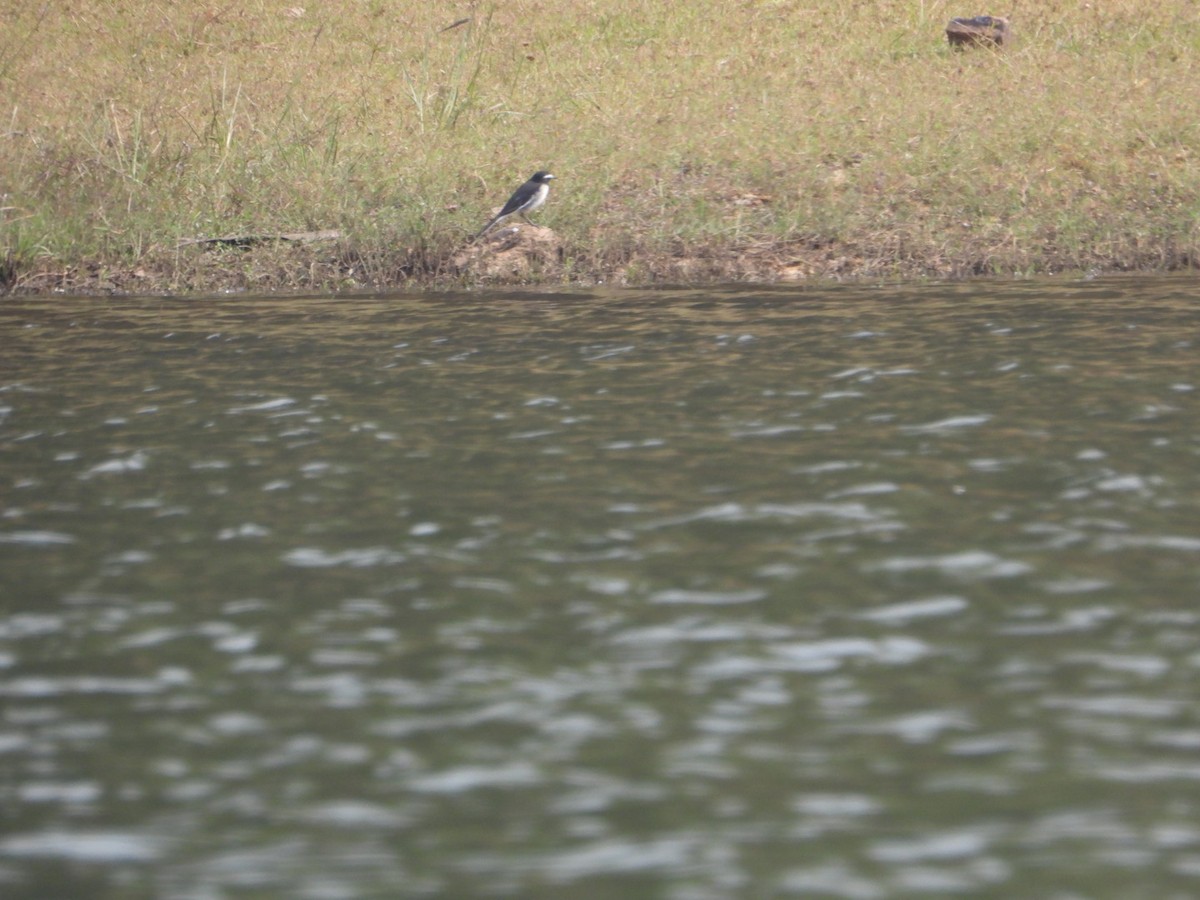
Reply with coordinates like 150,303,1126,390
3,0,1199,293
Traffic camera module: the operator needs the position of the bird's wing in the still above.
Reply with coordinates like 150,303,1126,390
497,183,535,217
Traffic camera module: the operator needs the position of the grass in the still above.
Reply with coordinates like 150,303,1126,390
2,0,1200,293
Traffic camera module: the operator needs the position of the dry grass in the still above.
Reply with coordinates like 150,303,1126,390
2,0,1200,292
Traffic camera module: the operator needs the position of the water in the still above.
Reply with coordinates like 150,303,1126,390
2,277,1200,898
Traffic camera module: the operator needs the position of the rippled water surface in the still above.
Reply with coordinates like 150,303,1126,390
3,278,1200,898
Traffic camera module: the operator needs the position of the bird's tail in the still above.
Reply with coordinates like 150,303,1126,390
473,215,503,241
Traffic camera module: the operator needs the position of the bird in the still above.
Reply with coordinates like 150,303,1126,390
475,171,554,239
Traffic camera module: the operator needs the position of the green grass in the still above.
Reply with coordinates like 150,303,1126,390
2,0,1200,292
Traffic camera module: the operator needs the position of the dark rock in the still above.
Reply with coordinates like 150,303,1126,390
946,15,1010,48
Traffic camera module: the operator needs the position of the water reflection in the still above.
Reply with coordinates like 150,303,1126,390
2,277,1200,897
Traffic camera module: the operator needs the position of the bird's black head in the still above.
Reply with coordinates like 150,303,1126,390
530,171,555,183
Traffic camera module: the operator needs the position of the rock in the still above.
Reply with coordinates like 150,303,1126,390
946,15,1010,48
451,225,563,280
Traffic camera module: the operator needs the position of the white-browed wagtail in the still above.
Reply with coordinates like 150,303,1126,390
475,171,554,239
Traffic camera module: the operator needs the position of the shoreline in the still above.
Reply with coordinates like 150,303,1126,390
5,227,1197,297
5,4,1200,299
